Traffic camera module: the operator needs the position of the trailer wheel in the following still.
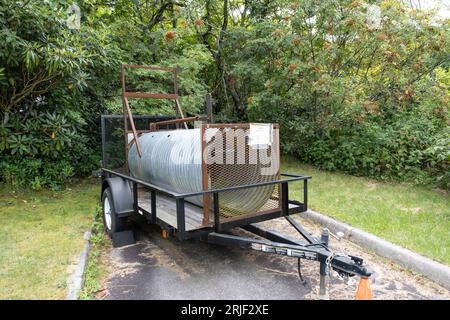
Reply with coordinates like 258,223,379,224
102,188,126,236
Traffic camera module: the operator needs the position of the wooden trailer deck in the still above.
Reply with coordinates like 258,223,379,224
138,187,205,231
137,186,300,232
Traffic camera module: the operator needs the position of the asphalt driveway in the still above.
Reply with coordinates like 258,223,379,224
98,216,449,300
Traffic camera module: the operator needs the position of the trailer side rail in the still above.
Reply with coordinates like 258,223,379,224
101,168,310,240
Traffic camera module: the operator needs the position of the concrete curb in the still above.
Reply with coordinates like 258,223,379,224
300,210,450,291
66,231,92,300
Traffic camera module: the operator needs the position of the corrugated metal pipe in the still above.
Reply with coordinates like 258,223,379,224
128,128,275,214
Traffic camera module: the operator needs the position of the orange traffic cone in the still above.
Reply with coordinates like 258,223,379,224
355,277,373,300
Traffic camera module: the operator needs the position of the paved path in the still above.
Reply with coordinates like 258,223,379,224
99,216,449,300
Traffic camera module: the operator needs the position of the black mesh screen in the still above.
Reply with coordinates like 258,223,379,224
101,115,173,171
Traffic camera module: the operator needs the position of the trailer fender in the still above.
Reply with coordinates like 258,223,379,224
101,177,134,217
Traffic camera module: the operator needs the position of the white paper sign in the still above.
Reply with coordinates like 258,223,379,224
248,123,273,149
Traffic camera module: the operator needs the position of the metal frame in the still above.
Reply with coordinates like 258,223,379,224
199,123,282,227
101,167,309,239
101,165,371,279
206,228,371,278
120,64,188,164
101,115,308,238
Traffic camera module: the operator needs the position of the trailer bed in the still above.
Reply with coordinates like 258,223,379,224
137,187,303,233
138,188,205,231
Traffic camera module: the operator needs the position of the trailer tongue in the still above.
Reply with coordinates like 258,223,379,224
207,222,372,300
100,64,373,299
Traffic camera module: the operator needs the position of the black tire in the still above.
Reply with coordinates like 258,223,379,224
102,188,126,237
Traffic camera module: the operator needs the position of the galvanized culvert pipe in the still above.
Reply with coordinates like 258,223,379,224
128,128,276,215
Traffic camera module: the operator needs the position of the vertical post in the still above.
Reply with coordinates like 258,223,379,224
121,65,129,171
303,179,308,211
150,190,156,223
173,68,187,129
205,93,213,124
281,182,289,216
121,64,141,157
213,192,220,232
101,116,106,168
133,182,138,214
201,124,210,226
173,67,180,129
173,67,178,96
176,198,186,240
319,229,330,300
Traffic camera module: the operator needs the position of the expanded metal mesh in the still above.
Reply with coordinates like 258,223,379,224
202,124,280,222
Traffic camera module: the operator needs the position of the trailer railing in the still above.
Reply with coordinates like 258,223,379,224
101,168,310,240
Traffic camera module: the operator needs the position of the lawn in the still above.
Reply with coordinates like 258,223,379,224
0,179,100,299
282,157,450,265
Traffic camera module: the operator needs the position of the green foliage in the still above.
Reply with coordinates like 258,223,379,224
1,108,100,189
0,0,92,114
222,0,449,188
0,0,118,188
298,115,449,186
0,157,74,190
0,0,448,189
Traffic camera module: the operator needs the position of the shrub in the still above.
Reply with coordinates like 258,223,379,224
0,157,74,190
0,110,99,189
288,113,449,189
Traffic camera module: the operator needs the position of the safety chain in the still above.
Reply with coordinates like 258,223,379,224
325,251,352,281
325,251,335,278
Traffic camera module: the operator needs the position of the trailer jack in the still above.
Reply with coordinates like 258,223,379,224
205,215,372,300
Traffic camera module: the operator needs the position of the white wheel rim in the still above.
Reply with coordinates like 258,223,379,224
104,196,112,230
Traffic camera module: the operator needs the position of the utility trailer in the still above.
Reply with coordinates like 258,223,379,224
99,65,372,299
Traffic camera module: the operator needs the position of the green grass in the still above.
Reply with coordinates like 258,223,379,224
283,156,450,265
0,180,100,299
79,210,110,300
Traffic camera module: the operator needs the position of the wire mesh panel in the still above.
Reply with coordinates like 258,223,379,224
102,116,126,172
201,124,280,224
102,115,172,172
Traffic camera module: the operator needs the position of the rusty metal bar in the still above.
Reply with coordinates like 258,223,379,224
150,116,199,129
173,68,178,95
126,129,153,134
175,99,188,129
121,64,142,157
201,124,210,226
124,98,142,157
